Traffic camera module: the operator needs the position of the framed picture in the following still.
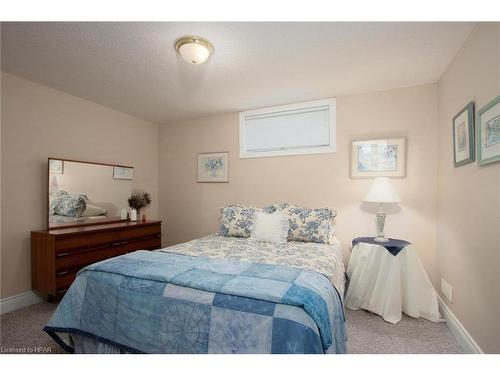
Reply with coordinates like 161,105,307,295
351,137,406,178
197,152,229,182
477,96,500,166
113,166,134,180
49,159,64,174
453,101,475,167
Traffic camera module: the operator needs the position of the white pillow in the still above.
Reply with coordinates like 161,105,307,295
250,211,289,244
81,204,107,217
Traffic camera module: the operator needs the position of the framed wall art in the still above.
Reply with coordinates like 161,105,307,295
453,101,475,167
49,159,64,174
113,166,134,180
477,96,500,166
197,152,229,182
350,137,406,178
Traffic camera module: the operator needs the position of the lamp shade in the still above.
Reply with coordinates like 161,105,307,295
363,177,401,203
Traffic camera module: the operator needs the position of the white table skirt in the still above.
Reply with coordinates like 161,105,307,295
345,242,442,324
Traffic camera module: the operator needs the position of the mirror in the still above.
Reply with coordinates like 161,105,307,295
48,158,133,229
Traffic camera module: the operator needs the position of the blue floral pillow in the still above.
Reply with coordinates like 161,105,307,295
53,194,87,218
49,190,69,215
263,203,336,244
219,205,257,238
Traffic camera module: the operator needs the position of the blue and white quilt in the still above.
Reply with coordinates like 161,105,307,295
45,235,346,354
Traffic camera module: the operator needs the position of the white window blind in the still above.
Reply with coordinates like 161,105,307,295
239,99,336,158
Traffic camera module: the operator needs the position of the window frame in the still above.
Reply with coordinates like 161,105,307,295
239,98,337,159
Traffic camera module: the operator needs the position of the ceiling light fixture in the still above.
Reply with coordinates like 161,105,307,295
175,35,214,65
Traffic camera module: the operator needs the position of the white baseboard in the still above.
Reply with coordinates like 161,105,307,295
437,296,483,354
0,291,42,315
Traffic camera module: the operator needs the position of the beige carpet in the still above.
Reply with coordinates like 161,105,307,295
0,302,462,354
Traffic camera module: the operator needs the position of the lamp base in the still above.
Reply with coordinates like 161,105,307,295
374,236,389,243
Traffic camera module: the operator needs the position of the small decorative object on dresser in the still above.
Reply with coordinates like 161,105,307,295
128,191,152,220
363,177,401,242
351,137,406,178
477,95,500,166
453,101,475,167
130,208,137,221
197,152,229,182
31,220,162,300
345,238,442,324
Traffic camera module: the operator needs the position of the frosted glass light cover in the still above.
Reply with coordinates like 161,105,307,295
178,42,211,64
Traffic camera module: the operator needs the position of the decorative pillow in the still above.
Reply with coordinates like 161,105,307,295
53,194,87,218
262,204,278,214
81,204,107,217
250,211,289,244
49,190,69,215
263,202,336,244
219,205,256,238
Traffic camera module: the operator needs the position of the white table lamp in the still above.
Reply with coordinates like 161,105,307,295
363,177,401,242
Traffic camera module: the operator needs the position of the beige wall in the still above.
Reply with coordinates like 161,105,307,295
0,72,160,299
159,84,439,282
436,23,500,353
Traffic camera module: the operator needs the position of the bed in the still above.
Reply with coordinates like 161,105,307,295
44,234,346,354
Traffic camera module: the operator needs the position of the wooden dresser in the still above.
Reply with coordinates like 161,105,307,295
31,220,162,300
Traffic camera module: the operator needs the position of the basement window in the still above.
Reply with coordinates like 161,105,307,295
239,98,336,158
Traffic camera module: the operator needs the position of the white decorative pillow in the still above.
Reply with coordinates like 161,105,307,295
250,211,289,244
81,204,107,217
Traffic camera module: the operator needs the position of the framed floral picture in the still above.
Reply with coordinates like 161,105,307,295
477,96,500,166
350,137,406,178
197,152,229,182
453,101,475,167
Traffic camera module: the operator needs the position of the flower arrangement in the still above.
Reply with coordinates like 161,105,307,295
128,191,152,215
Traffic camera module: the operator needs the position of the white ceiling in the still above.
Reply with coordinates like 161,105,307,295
1,22,474,124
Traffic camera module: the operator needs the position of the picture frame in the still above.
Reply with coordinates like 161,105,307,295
350,137,406,178
49,159,64,174
477,96,500,166
113,166,134,180
197,152,229,183
452,101,475,167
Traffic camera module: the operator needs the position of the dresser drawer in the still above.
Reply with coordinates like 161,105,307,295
55,269,78,291
55,235,162,272
55,229,122,253
115,224,161,242
56,244,125,271
113,235,162,254
54,224,161,253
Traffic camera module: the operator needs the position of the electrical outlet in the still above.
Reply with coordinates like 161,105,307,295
441,278,453,303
